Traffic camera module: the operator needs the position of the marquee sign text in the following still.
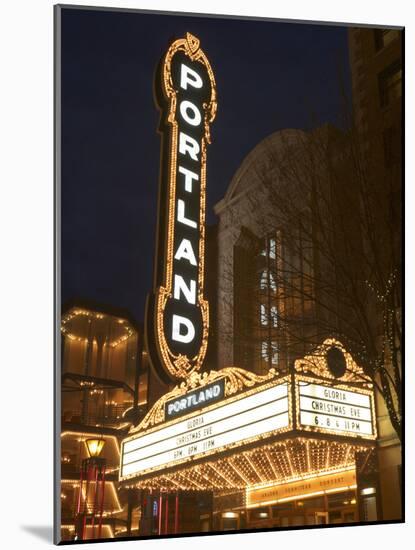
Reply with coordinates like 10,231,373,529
165,378,225,420
298,381,374,437
247,468,357,507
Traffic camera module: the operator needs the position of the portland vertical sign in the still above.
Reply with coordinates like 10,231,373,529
146,33,217,382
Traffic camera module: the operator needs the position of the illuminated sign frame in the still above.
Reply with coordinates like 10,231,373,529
120,376,291,481
119,340,377,485
295,374,377,440
146,33,217,382
120,371,376,482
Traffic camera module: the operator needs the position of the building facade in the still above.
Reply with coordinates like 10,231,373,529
348,26,402,520
118,124,393,532
214,129,317,374
60,302,148,540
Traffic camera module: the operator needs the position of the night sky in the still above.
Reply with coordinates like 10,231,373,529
61,7,352,323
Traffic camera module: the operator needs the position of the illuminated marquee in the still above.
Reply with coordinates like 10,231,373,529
296,379,375,438
120,381,289,480
146,33,217,382
119,340,376,485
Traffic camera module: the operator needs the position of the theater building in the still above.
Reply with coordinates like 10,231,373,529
115,31,401,535
348,26,402,520
118,120,383,533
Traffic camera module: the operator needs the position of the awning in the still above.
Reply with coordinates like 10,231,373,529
120,339,376,492
122,436,372,492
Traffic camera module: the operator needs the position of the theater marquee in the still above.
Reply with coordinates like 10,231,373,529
146,33,217,383
121,378,290,479
120,340,376,485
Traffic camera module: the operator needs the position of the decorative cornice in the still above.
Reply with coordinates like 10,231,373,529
294,338,371,385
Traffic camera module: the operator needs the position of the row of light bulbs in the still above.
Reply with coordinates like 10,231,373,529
61,308,135,348
124,438,369,493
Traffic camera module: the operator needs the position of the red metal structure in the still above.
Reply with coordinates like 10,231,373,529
75,456,106,540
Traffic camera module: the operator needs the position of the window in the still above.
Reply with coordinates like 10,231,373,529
261,341,268,362
260,304,268,326
270,305,278,327
270,341,278,364
260,269,277,291
259,270,267,290
260,304,278,327
260,237,276,259
269,238,276,259
378,61,402,107
261,341,278,365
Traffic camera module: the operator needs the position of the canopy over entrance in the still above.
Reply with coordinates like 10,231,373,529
120,339,376,492
122,436,372,492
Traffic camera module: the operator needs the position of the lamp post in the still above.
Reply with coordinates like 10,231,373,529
74,438,106,541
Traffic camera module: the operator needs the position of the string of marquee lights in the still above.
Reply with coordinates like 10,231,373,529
122,438,372,493
61,308,135,348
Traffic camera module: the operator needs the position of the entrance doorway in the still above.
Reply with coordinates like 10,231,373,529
246,489,357,529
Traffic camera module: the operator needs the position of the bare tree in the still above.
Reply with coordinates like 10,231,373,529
215,122,402,441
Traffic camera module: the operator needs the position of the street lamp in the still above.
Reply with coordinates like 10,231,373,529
85,438,105,458
74,437,107,540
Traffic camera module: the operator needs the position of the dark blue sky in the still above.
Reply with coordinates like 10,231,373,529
61,7,353,323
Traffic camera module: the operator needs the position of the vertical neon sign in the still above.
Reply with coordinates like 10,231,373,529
146,33,217,382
